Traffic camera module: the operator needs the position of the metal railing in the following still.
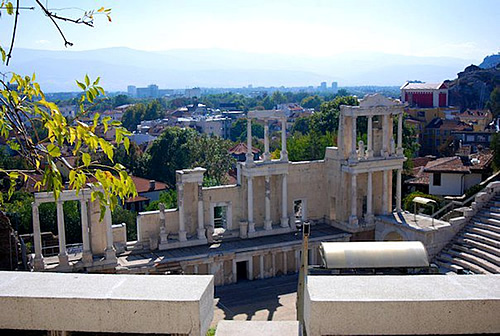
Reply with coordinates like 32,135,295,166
431,170,500,220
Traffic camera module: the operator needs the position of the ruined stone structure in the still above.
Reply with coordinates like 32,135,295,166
31,94,426,285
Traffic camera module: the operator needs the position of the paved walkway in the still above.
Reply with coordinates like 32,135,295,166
212,274,299,328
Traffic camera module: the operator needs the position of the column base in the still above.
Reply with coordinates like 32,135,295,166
239,221,248,239
178,230,187,242
82,250,93,265
197,227,206,240
364,213,374,225
105,247,117,262
348,215,359,228
367,150,374,158
58,253,69,268
264,220,272,230
280,217,289,228
280,152,288,161
397,148,404,156
33,256,45,271
263,153,271,162
248,221,255,233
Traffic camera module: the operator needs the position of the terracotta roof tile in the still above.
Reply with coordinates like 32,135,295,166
228,143,260,155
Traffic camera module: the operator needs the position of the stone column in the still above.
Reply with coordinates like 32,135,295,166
281,174,289,228
366,171,373,224
295,249,300,272
264,176,272,230
56,199,69,268
263,119,271,162
193,264,199,274
80,198,92,265
338,114,344,153
367,115,373,158
247,176,255,233
159,203,169,250
31,202,44,270
178,183,187,241
350,116,357,160
280,117,288,161
248,257,253,281
271,252,276,276
382,170,388,214
104,206,116,261
283,251,288,275
382,114,389,157
396,168,402,212
397,112,403,156
246,118,253,163
232,260,237,283
259,254,264,279
197,182,205,240
349,173,358,227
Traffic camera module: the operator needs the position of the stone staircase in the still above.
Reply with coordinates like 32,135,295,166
435,194,500,274
151,260,184,275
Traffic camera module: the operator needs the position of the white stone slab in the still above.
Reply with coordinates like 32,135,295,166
0,272,214,336
215,321,300,336
305,275,500,336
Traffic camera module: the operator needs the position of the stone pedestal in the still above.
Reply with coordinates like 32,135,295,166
239,221,248,239
159,227,169,250
82,251,93,265
197,228,206,240
178,230,187,242
280,217,289,228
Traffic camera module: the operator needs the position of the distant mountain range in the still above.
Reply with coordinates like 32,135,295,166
0,47,477,92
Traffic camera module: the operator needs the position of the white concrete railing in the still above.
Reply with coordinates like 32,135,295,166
0,272,214,336
305,275,500,336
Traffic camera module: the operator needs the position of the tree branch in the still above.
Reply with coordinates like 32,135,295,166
5,0,20,66
34,0,74,47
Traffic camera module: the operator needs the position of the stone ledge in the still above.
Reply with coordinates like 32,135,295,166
215,321,300,336
305,275,500,336
0,272,214,336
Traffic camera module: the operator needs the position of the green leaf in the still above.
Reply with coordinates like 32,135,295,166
76,80,86,91
85,74,90,86
46,144,61,157
6,2,13,15
93,77,100,86
82,152,91,167
0,47,6,63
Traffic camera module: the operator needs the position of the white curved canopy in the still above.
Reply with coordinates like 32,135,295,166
319,241,429,269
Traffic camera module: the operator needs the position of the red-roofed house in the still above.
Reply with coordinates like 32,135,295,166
423,152,493,196
228,143,260,162
401,81,448,108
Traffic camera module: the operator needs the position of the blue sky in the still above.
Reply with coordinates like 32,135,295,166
1,0,498,62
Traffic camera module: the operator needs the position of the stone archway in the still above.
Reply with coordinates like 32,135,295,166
383,231,405,241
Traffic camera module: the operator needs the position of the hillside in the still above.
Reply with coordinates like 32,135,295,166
446,62,500,111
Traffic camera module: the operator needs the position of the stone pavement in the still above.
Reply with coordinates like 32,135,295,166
212,274,298,328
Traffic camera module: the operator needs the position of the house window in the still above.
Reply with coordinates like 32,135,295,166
433,173,441,186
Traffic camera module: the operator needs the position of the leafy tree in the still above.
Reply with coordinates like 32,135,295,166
229,118,264,142
271,91,286,105
491,133,500,171
146,190,177,211
188,134,236,185
141,127,196,186
301,95,323,110
112,94,133,108
111,206,137,240
0,2,135,215
487,86,500,118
